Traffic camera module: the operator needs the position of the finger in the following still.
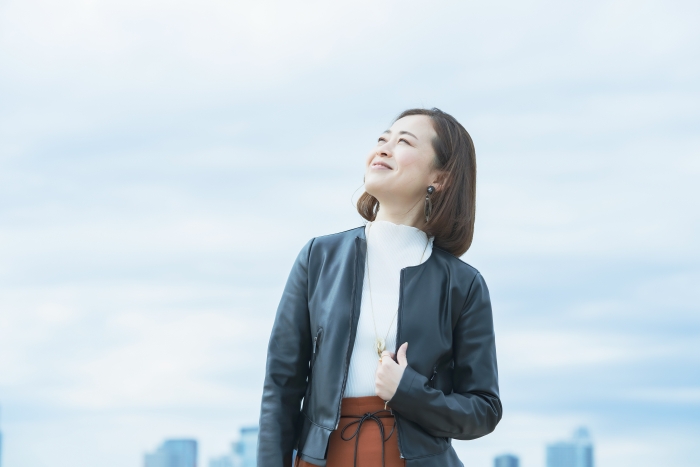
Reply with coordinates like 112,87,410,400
380,350,392,364
397,342,408,366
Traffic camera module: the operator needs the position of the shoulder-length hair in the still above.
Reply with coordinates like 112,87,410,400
356,108,477,257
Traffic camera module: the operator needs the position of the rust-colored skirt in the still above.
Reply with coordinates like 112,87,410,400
295,396,405,467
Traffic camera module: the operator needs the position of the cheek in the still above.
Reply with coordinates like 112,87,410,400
395,149,424,172
365,150,377,167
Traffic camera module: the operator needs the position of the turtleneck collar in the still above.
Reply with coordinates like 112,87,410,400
364,220,434,266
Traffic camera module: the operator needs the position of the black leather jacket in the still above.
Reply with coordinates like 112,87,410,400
257,226,502,467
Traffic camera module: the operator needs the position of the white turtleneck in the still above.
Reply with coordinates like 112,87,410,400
343,220,434,397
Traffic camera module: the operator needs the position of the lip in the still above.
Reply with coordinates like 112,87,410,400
370,160,393,170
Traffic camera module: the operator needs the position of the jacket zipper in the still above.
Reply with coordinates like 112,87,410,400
395,269,406,459
335,237,364,429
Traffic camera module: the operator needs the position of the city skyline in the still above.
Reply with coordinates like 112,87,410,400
494,453,519,467
546,427,594,467
144,439,197,467
136,425,596,467
208,426,258,467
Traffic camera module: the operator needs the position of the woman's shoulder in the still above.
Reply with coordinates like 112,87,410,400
430,245,483,281
306,226,483,275
293,225,364,261
305,225,365,249
315,225,365,240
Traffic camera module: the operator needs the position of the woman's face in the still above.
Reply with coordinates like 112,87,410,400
364,114,440,206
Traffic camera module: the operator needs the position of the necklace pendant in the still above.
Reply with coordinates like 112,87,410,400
375,338,386,357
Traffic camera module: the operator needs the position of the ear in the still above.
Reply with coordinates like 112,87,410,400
430,170,448,192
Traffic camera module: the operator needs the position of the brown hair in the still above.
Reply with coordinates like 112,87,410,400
356,108,477,257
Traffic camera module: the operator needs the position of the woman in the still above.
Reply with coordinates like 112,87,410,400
257,108,502,467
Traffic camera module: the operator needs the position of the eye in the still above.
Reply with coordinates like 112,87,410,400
399,138,411,145
377,137,387,143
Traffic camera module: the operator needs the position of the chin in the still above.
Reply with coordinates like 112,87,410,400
364,171,389,187
363,179,383,197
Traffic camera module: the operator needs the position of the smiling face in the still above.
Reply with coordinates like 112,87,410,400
357,107,477,254
364,114,441,209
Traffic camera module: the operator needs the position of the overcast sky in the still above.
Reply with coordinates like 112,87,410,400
1,0,699,466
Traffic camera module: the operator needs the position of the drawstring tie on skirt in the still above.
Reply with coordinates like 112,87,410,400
339,408,396,467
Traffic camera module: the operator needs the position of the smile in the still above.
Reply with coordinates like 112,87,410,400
370,161,392,170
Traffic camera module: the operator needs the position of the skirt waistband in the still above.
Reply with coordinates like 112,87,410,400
340,395,390,416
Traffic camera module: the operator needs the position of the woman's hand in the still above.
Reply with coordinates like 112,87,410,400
375,342,408,402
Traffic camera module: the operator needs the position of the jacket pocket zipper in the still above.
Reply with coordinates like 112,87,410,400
428,364,438,388
311,327,323,368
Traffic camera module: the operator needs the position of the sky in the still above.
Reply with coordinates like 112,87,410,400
0,0,699,466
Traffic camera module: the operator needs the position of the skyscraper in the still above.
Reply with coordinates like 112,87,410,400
494,453,519,467
144,439,198,467
208,456,233,467
208,425,259,467
546,427,594,467
233,426,259,467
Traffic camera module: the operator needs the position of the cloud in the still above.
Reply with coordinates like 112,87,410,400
0,0,699,466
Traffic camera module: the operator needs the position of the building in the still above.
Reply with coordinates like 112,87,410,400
494,453,519,467
232,426,258,467
145,439,198,467
208,455,233,467
546,427,594,467
208,426,259,467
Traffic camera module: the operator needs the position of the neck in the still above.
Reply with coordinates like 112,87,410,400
373,199,426,230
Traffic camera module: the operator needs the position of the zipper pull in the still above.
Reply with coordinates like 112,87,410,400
312,328,322,355
430,365,438,380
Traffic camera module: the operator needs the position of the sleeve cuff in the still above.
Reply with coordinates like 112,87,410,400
387,365,423,413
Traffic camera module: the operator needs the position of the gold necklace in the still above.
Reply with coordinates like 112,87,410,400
366,221,431,359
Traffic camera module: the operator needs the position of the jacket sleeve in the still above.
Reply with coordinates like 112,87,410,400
257,238,314,467
388,272,502,440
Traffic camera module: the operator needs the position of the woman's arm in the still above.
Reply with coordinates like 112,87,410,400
387,272,503,440
257,238,314,466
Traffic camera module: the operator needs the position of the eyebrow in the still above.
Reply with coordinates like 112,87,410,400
382,130,419,140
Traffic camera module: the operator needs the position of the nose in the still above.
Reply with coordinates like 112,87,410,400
376,140,393,158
